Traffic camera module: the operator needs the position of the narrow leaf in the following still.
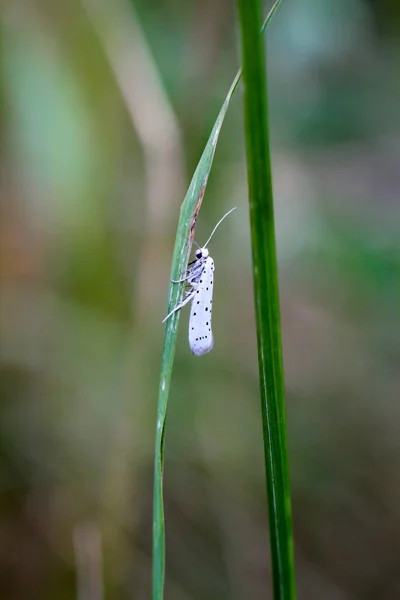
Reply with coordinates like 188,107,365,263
236,0,296,598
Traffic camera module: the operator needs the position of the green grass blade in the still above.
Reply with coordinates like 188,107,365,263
236,0,296,598
152,73,239,600
152,2,285,598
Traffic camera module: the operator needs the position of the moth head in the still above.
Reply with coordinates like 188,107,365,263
195,247,209,259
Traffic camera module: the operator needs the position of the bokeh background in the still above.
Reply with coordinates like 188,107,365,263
1,0,400,598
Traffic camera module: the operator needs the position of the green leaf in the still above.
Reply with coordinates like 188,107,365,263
152,2,285,598
236,0,296,598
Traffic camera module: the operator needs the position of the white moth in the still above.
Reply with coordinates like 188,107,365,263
162,207,236,356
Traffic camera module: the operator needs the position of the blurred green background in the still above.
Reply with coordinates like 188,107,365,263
1,0,400,598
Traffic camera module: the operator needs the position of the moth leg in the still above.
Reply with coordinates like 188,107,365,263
171,269,201,284
171,257,206,284
162,289,196,323
171,273,191,283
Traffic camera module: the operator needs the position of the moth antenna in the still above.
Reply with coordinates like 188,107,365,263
203,207,236,248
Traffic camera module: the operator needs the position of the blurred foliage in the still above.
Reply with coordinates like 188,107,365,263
1,0,400,599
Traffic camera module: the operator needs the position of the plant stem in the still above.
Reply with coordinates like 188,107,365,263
236,0,297,597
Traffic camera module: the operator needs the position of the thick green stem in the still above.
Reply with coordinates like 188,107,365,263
236,0,296,598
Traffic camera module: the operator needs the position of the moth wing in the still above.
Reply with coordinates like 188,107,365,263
188,257,214,356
